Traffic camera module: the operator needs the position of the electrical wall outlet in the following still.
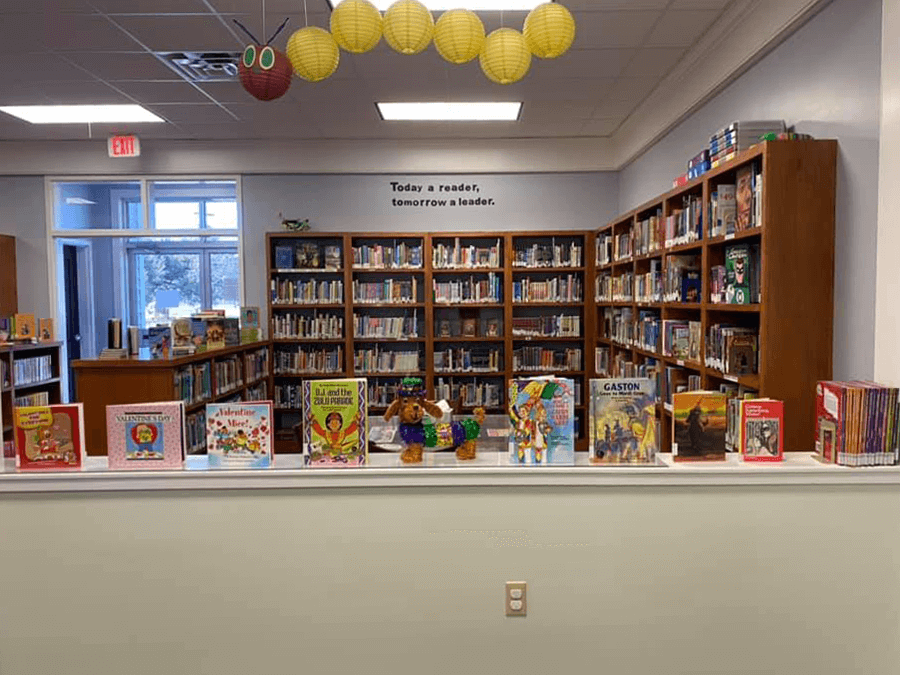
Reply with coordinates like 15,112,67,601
505,581,527,617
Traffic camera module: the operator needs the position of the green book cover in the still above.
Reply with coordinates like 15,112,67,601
302,378,368,467
725,244,752,304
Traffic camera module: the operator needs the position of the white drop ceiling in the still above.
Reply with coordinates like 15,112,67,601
0,0,734,142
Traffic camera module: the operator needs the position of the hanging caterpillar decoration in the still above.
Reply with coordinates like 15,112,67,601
234,18,293,102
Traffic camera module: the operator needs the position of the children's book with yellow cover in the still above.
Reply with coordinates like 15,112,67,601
302,378,368,467
589,378,658,464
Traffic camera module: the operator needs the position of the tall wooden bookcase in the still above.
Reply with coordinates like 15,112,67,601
593,139,837,453
267,232,592,453
1,342,63,456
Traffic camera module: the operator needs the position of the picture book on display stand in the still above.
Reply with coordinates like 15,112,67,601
672,391,727,461
740,399,784,462
106,401,186,470
589,378,658,464
206,402,274,468
508,377,575,465
302,378,368,467
14,404,86,471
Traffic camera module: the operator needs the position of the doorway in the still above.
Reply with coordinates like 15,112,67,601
58,241,95,401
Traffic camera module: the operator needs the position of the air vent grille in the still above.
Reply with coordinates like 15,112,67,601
156,51,240,82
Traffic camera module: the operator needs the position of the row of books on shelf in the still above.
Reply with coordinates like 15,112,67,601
434,348,501,373
274,346,343,375
710,244,760,305
704,325,757,375
512,241,582,268
662,320,702,362
635,210,663,257
512,347,582,373
666,194,704,248
353,279,419,304
512,276,583,303
352,242,423,269
708,167,763,237
436,317,501,338
6,401,276,471
13,390,50,408
355,314,418,340
433,275,502,304
816,381,900,467
207,347,270,397
432,238,501,269
354,348,419,373
510,315,580,338
274,242,341,270
274,312,343,340
0,313,54,344
434,378,504,408
271,279,343,305
145,308,261,359
3,354,54,388
673,120,784,185
663,255,701,302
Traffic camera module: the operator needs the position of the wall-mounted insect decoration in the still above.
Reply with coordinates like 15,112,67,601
233,18,293,102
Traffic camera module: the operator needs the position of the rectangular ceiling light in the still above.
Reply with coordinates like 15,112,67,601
377,102,522,121
329,0,544,10
0,105,164,124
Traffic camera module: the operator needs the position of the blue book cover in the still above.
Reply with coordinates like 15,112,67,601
508,377,575,465
274,245,294,269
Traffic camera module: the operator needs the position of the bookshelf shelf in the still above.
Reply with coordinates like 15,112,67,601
271,268,343,274
513,301,584,307
272,303,345,310
432,267,505,273
435,337,504,343
353,302,426,308
593,139,837,454
354,337,425,343
273,338,344,343
512,266,585,273
14,377,61,390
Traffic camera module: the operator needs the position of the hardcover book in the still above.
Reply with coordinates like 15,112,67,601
508,377,575,465
147,325,171,359
39,318,54,342
735,166,754,231
301,378,368,466
241,306,260,343
171,317,195,356
14,404,85,471
741,398,784,462
13,313,35,340
727,334,757,374
274,244,294,269
589,378,658,464
717,184,737,235
815,381,847,463
223,318,240,347
206,402,274,469
672,391,727,461
725,244,752,304
106,401,186,470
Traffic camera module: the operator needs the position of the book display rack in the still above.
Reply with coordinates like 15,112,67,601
593,140,837,453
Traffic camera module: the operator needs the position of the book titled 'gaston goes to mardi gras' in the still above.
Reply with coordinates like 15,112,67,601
589,378,659,465
302,378,368,467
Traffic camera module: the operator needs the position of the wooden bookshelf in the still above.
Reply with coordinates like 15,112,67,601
591,139,837,453
269,231,591,451
72,341,271,455
1,342,63,456
0,235,16,316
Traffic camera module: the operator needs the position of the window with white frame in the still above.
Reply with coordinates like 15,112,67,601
50,178,242,360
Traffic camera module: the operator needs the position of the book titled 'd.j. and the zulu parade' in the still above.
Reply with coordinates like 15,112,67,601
302,378,368,467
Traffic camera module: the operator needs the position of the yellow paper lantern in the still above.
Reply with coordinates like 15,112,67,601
383,0,434,55
286,26,340,82
434,9,485,65
330,0,383,54
523,2,576,59
479,28,531,85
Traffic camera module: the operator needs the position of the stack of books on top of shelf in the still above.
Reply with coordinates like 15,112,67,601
709,120,785,168
816,381,900,466
512,240,583,268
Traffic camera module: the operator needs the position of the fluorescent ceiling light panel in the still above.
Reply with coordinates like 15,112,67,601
330,0,544,10
0,105,164,124
378,102,522,121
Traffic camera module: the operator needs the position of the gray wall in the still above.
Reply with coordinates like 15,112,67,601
241,172,620,323
2,484,899,675
617,0,881,380
0,176,50,319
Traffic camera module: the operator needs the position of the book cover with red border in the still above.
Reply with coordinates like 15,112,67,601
741,399,784,462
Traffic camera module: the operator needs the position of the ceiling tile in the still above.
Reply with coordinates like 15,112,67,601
346,44,449,81
0,0,94,14
534,48,637,79
114,80,214,104
40,80,133,104
48,14,142,51
621,47,686,78
112,15,244,51
64,52,181,81
645,9,720,47
573,10,662,49
522,101,595,123
209,0,332,13
567,0,668,8
197,80,258,104
6,53,96,82
581,118,623,136
148,103,238,124
90,0,211,12
669,0,731,8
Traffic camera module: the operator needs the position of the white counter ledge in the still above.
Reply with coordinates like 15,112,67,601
1,452,898,492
